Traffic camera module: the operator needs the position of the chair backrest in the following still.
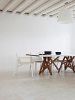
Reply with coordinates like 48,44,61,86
16,53,31,64
16,53,21,64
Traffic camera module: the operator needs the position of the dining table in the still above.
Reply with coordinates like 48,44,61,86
26,54,75,75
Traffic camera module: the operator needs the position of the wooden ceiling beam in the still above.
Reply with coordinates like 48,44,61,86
44,0,75,17
36,0,68,16
73,13,75,17
51,13,58,18
29,0,53,15
2,0,16,13
12,0,28,14
20,0,40,15
69,5,75,10
51,9,75,18
73,9,75,14
44,5,64,17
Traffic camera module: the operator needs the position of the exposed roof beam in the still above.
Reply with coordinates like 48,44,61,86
73,14,75,20
29,0,53,15
12,0,28,14
73,10,75,14
2,0,16,13
48,5,75,17
51,13,58,18
73,13,75,17
36,0,68,16
44,5,64,17
51,9,75,18
44,0,75,17
69,5,75,10
20,0,40,15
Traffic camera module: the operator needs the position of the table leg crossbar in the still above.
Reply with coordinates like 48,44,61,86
39,57,60,75
58,56,75,73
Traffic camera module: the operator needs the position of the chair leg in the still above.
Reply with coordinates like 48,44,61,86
29,65,31,71
13,66,18,78
31,64,34,78
35,62,37,72
40,63,42,68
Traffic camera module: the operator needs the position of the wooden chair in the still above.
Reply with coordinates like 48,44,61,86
13,53,34,78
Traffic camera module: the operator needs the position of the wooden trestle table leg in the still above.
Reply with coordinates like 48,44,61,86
39,57,59,75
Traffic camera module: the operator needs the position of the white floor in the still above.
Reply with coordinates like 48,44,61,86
0,68,75,100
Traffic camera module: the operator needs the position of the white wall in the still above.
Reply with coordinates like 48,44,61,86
0,13,74,69
70,22,75,54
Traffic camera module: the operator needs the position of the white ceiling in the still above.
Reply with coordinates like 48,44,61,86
0,0,75,18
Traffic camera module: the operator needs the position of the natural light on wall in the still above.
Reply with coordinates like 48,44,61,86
58,8,73,24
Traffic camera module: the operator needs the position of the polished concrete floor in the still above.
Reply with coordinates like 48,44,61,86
0,68,75,100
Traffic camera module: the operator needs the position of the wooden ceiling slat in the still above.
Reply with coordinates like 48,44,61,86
51,13,58,18
12,0,28,14
2,0,16,13
69,5,75,10
44,0,75,17
20,0,40,15
29,0,52,15
36,0,68,16
51,9,75,18
0,0,74,20
73,9,75,13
